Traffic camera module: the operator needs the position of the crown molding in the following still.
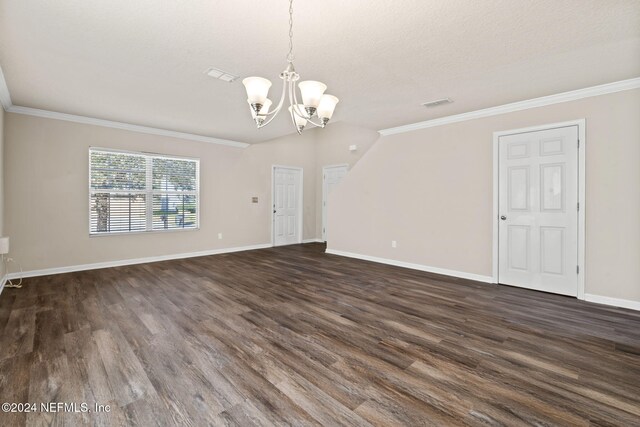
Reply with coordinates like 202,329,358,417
379,77,640,136
6,106,249,148
0,64,249,148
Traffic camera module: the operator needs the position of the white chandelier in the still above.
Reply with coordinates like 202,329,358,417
242,0,339,134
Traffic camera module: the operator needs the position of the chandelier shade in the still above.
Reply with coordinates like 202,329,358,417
288,105,308,132
317,95,339,120
298,80,327,109
242,77,272,108
241,0,339,134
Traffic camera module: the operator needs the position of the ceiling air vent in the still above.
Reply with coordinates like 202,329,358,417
422,98,453,108
205,67,238,83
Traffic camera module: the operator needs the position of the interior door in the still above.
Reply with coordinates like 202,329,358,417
498,125,579,296
322,165,349,241
273,167,302,246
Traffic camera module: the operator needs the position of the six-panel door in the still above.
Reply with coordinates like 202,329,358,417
498,126,579,296
274,167,301,246
322,165,349,241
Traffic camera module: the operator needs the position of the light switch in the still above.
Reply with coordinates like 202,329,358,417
251,197,259,203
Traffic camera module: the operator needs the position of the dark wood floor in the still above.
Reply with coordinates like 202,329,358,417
0,243,639,426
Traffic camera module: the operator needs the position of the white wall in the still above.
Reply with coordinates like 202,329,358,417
328,89,640,305
3,114,376,272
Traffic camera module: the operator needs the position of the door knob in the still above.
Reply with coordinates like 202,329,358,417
500,215,507,220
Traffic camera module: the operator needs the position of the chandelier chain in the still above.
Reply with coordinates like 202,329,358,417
287,0,294,62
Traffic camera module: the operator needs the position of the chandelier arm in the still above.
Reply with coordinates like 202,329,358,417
289,81,302,135
287,79,302,133
290,84,309,119
256,78,288,128
306,117,325,128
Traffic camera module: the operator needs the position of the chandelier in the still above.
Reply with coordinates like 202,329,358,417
242,0,339,134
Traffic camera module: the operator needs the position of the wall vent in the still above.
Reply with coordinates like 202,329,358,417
422,98,453,108
205,67,238,83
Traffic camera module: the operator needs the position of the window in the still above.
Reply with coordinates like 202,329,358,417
89,148,199,235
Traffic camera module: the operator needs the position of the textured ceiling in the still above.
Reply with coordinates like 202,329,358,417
0,0,639,143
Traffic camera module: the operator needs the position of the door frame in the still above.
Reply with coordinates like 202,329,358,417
271,165,304,247
322,163,349,241
491,119,586,299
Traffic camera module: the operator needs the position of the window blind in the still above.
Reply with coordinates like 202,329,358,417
89,149,199,235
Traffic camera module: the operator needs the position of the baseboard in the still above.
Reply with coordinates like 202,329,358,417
325,249,494,283
4,243,273,280
302,238,324,243
584,294,640,311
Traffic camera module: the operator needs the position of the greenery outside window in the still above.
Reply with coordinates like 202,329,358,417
89,148,199,234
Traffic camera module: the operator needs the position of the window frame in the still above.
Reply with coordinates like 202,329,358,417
89,147,200,236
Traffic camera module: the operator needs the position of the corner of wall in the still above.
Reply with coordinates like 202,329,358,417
0,108,5,286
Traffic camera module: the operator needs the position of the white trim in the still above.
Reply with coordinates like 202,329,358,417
492,138,499,284
271,165,304,247
577,121,586,300
3,243,272,281
0,275,6,297
584,294,640,312
0,65,12,110
379,77,640,136
302,238,324,243
322,163,350,169
7,105,248,148
325,249,494,283
492,119,586,299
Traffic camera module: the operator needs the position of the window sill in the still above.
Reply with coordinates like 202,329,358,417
89,227,200,237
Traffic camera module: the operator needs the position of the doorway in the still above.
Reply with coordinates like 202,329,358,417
493,120,585,297
322,164,349,241
272,166,303,246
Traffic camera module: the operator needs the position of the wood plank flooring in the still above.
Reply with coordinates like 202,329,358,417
0,243,639,426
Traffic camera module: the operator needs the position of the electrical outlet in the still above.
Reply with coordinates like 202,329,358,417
391,240,397,248
218,233,223,240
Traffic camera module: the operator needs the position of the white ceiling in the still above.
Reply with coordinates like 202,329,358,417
1,0,639,144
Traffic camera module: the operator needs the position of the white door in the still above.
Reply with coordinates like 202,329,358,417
273,167,302,246
322,165,349,241
498,125,579,296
